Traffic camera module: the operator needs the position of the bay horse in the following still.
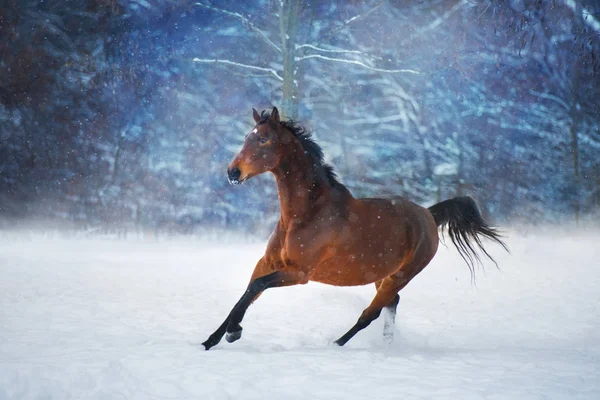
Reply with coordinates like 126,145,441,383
202,107,507,350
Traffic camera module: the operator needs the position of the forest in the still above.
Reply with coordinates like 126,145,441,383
1,0,599,234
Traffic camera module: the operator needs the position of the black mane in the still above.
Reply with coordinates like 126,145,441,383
258,110,341,187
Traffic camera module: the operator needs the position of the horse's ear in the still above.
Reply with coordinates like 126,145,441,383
271,107,280,123
252,108,260,123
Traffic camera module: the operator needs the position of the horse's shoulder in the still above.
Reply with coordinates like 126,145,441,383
263,221,285,260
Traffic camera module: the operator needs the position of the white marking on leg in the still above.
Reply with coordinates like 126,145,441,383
383,297,399,343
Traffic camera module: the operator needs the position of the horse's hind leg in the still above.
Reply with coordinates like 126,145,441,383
375,280,400,343
335,278,406,346
383,294,400,343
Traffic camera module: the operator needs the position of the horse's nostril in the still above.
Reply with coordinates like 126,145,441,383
228,167,241,182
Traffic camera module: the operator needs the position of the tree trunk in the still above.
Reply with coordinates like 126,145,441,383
569,98,580,225
279,0,300,119
570,5,582,226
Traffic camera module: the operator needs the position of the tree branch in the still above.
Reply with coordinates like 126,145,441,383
323,0,387,43
195,2,281,53
193,58,283,81
399,0,468,46
564,0,600,33
530,90,570,111
295,43,364,55
295,54,419,74
341,114,414,126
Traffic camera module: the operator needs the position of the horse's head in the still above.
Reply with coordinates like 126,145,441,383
227,107,293,185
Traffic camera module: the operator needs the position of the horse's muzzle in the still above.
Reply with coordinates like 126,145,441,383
227,167,243,185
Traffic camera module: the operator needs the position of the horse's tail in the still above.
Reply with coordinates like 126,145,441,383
428,196,508,279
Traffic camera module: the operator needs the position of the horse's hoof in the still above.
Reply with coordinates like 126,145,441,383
202,338,216,350
226,329,242,343
333,339,345,346
202,341,212,350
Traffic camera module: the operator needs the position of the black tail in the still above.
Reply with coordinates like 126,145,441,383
428,196,508,280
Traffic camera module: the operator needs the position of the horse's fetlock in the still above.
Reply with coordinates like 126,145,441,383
225,329,242,343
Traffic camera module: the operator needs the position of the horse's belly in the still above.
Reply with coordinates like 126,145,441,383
310,254,400,286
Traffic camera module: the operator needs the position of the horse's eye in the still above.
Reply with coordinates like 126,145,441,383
258,137,268,144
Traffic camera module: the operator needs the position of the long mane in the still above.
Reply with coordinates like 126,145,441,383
258,110,342,188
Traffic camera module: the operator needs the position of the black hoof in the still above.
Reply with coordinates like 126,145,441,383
333,339,345,346
226,329,242,343
202,338,217,350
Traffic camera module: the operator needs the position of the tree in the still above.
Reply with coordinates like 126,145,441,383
2,0,599,231
193,0,418,119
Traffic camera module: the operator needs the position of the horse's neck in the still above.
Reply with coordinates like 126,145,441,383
273,160,327,227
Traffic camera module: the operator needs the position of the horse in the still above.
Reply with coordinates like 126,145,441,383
202,107,507,350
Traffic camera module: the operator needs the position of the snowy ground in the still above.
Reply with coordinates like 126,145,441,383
1,229,599,399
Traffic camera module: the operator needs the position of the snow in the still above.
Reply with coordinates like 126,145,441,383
433,163,458,176
564,0,600,33
1,231,599,399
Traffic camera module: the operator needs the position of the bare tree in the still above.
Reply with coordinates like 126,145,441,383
193,0,418,118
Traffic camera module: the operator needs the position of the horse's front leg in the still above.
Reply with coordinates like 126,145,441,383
202,257,270,350
202,269,307,350
201,316,231,350
224,270,307,343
